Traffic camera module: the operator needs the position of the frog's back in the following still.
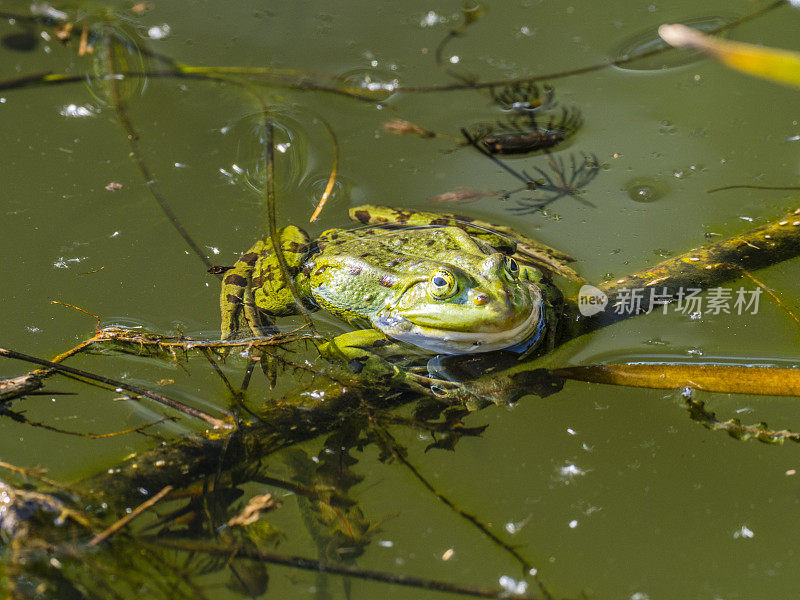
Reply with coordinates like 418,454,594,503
316,226,497,268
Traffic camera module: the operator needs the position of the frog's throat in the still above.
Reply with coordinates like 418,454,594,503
374,294,545,355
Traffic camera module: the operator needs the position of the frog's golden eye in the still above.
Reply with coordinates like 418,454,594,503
505,257,520,278
428,269,458,299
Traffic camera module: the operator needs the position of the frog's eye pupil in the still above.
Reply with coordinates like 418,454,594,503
429,270,457,299
506,258,519,275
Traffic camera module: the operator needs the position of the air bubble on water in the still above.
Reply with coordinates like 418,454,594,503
419,11,446,27
504,515,531,534
557,463,586,482
147,24,171,39
53,256,86,269
60,104,97,118
624,177,668,203
498,576,528,595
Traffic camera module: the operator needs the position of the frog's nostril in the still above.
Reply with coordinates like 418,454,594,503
473,293,489,306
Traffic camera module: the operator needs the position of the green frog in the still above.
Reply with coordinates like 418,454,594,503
219,206,570,392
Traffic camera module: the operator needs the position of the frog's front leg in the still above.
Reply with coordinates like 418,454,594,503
220,225,310,341
220,239,273,340
519,264,562,354
319,330,455,395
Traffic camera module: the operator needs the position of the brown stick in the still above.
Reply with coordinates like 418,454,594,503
563,205,800,339
0,373,43,402
555,364,800,396
88,485,173,547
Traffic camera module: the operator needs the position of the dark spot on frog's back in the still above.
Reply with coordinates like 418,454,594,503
241,252,259,266
430,218,449,226
348,265,363,276
379,274,397,287
314,265,329,276
353,210,372,224
286,241,305,253
393,210,413,222
224,273,248,287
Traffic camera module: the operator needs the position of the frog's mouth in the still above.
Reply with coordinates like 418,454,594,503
374,295,545,355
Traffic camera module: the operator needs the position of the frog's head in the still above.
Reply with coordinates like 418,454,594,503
374,252,549,354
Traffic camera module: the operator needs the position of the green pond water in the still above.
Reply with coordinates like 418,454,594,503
2,0,800,598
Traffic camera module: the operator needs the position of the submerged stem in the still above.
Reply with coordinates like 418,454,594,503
100,28,215,272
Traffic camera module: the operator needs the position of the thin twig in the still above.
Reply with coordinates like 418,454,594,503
88,485,174,547
0,460,62,489
1,409,174,439
259,106,316,331
32,331,105,377
0,347,232,429
150,538,541,600
708,184,800,193
376,425,549,597
307,108,340,222
200,348,237,396
0,68,379,101
737,268,800,328
240,358,258,391
401,0,786,93
100,29,214,272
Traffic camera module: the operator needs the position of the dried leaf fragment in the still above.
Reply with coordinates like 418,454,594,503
228,494,282,527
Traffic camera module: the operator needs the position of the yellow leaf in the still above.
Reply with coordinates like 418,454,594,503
659,23,800,89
